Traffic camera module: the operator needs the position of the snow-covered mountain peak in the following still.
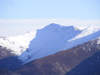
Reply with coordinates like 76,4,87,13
38,23,80,34
46,23,77,29
19,24,100,63
19,24,82,62
0,23,100,63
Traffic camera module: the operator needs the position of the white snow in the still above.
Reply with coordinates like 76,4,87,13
0,30,36,55
69,25,100,41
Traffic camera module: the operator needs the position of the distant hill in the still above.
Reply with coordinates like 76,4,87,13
13,38,100,75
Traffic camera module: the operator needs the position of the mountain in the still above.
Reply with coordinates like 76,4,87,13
19,23,100,63
0,23,100,64
0,36,100,75
7,37,99,75
19,23,82,63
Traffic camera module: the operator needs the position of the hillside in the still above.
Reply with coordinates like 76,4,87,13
13,38,100,75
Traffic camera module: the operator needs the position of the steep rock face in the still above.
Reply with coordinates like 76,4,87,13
19,23,100,64
19,23,82,63
15,38,100,75
67,51,100,75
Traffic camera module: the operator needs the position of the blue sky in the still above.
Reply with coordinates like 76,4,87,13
0,0,100,19
0,0,100,36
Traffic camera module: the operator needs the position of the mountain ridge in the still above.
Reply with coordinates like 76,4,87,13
0,23,100,64
2,37,99,75
19,23,100,63
0,37,100,75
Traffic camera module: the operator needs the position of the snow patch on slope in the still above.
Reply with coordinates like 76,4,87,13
0,31,36,55
69,25,100,41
